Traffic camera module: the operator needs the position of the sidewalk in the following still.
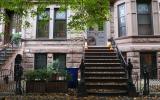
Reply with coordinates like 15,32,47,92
1,89,160,100
1,95,160,100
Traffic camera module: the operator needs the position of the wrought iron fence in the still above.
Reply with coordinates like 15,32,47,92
0,69,26,95
133,73,160,95
0,69,15,94
149,79,160,93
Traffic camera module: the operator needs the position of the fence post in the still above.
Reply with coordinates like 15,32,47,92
77,58,87,96
3,75,9,84
127,58,137,97
15,64,23,95
143,65,149,95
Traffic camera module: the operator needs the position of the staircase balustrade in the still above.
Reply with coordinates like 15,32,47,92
77,38,87,96
109,37,128,77
109,37,137,96
0,39,23,68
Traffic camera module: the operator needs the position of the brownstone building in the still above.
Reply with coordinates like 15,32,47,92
0,0,160,81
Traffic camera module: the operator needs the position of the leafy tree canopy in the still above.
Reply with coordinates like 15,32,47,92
0,0,110,30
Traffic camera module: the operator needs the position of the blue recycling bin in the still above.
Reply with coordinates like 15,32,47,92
67,68,79,88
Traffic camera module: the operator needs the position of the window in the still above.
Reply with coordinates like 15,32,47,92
137,2,152,35
140,52,157,79
36,8,50,38
12,14,22,33
98,23,104,31
34,53,47,69
54,8,67,38
118,3,126,37
53,53,66,68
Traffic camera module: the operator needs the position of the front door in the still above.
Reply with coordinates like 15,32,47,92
140,52,157,79
87,31,107,46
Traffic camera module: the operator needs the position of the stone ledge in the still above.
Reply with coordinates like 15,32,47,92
115,36,160,44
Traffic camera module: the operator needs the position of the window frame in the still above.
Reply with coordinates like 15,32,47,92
137,2,153,35
118,3,126,37
53,8,67,39
53,53,66,68
36,8,50,38
34,53,47,69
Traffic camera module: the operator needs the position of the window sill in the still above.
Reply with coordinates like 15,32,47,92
24,38,68,41
115,35,160,40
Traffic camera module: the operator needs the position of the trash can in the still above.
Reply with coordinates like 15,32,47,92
67,68,79,88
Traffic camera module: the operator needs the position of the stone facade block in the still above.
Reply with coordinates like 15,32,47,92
127,52,139,57
23,63,34,69
66,63,80,68
24,53,34,58
47,53,53,64
66,57,81,63
23,58,34,63
131,57,140,63
127,52,140,70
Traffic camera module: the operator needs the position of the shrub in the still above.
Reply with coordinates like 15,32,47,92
11,32,21,45
25,68,52,81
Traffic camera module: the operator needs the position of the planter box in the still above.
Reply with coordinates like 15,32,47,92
46,80,67,93
26,81,46,93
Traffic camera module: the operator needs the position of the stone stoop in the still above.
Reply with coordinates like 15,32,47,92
84,46,128,96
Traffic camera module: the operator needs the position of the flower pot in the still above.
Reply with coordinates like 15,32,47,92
51,73,58,80
26,81,46,93
46,80,68,93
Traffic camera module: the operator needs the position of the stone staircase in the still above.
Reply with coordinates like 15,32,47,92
84,46,128,96
0,46,17,95
0,46,16,68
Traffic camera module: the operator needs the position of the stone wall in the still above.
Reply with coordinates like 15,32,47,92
127,52,140,80
115,36,160,52
22,39,84,71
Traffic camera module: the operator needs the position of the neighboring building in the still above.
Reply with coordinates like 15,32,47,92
0,5,84,72
87,0,160,80
110,0,160,80
0,0,160,80
21,5,84,71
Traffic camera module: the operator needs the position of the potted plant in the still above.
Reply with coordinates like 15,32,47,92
46,60,71,93
47,60,59,80
25,68,51,93
11,32,21,47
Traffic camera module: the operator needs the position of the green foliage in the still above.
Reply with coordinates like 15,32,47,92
47,59,71,80
11,32,21,45
25,68,52,81
67,0,110,30
0,32,4,37
47,59,60,73
0,0,110,30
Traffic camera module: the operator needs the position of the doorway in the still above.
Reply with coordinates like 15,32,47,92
140,52,157,79
14,54,22,81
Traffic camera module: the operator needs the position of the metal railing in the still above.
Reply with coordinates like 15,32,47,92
77,34,87,96
109,37,137,96
0,39,23,94
109,37,128,77
0,39,23,67
0,69,15,94
133,73,160,95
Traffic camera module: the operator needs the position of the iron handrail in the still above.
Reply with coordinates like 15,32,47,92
79,33,86,81
0,69,13,78
109,37,128,77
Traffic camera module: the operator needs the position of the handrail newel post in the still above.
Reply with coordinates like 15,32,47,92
77,58,87,96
